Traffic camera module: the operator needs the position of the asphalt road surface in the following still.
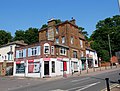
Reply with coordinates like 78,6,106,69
0,68,120,91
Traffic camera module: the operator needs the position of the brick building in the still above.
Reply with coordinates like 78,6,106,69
13,19,86,78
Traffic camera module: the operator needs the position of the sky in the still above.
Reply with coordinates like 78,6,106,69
0,0,119,37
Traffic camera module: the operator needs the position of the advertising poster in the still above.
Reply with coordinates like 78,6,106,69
28,62,40,73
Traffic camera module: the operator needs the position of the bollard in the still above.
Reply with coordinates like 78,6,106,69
105,78,110,91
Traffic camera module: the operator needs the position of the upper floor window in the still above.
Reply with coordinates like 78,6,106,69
60,47,67,55
56,38,59,44
8,54,12,60
80,40,83,48
51,46,54,55
73,51,77,58
81,51,84,57
19,50,23,58
28,46,40,57
56,27,59,34
31,47,37,56
16,49,26,58
44,43,50,54
71,36,74,44
62,36,65,44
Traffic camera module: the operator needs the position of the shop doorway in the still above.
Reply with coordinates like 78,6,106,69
44,61,49,75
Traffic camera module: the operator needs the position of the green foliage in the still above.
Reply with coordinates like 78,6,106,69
0,30,12,46
13,28,39,45
78,27,89,40
55,19,62,24
90,15,120,61
13,30,25,41
24,28,39,44
41,24,48,29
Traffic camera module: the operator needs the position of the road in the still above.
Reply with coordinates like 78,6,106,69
0,68,120,91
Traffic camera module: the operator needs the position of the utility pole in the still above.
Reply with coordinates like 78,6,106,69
118,0,120,13
108,34,113,69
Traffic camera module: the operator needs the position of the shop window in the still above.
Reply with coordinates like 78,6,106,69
51,46,54,55
52,61,55,73
60,47,66,55
73,51,77,58
28,62,40,73
16,63,25,73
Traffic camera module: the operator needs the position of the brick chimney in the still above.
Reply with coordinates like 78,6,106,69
47,18,56,26
70,18,76,25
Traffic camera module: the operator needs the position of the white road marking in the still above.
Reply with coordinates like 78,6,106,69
75,82,100,91
71,77,90,82
50,82,100,91
50,89,67,91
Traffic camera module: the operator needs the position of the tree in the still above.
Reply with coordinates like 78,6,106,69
90,15,120,61
13,30,25,41
24,28,39,44
0,30,12,46
78,27,89,40
41,24,48,29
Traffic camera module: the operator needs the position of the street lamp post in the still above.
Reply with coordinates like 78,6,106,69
108,34,113,68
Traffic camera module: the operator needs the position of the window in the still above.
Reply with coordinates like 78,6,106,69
81,51,84,57
28,62,40,73
16,49,26,58
8,54,12,60
16,63,25,73
52,61,55,73
44,43,50,54
44,46,49,54
19,50,23,58
56,38,59,43
60,47,66,55
31,47,37,56
62,36,65,44
73,51,77,58
56,27,59,34
71,36,74,44
51,46,54,55
28,46,40,57
80,40,83,48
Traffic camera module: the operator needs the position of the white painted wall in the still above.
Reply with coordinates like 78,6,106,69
0,44,16,62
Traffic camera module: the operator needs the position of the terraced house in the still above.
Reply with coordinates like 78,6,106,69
13,19,87,78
